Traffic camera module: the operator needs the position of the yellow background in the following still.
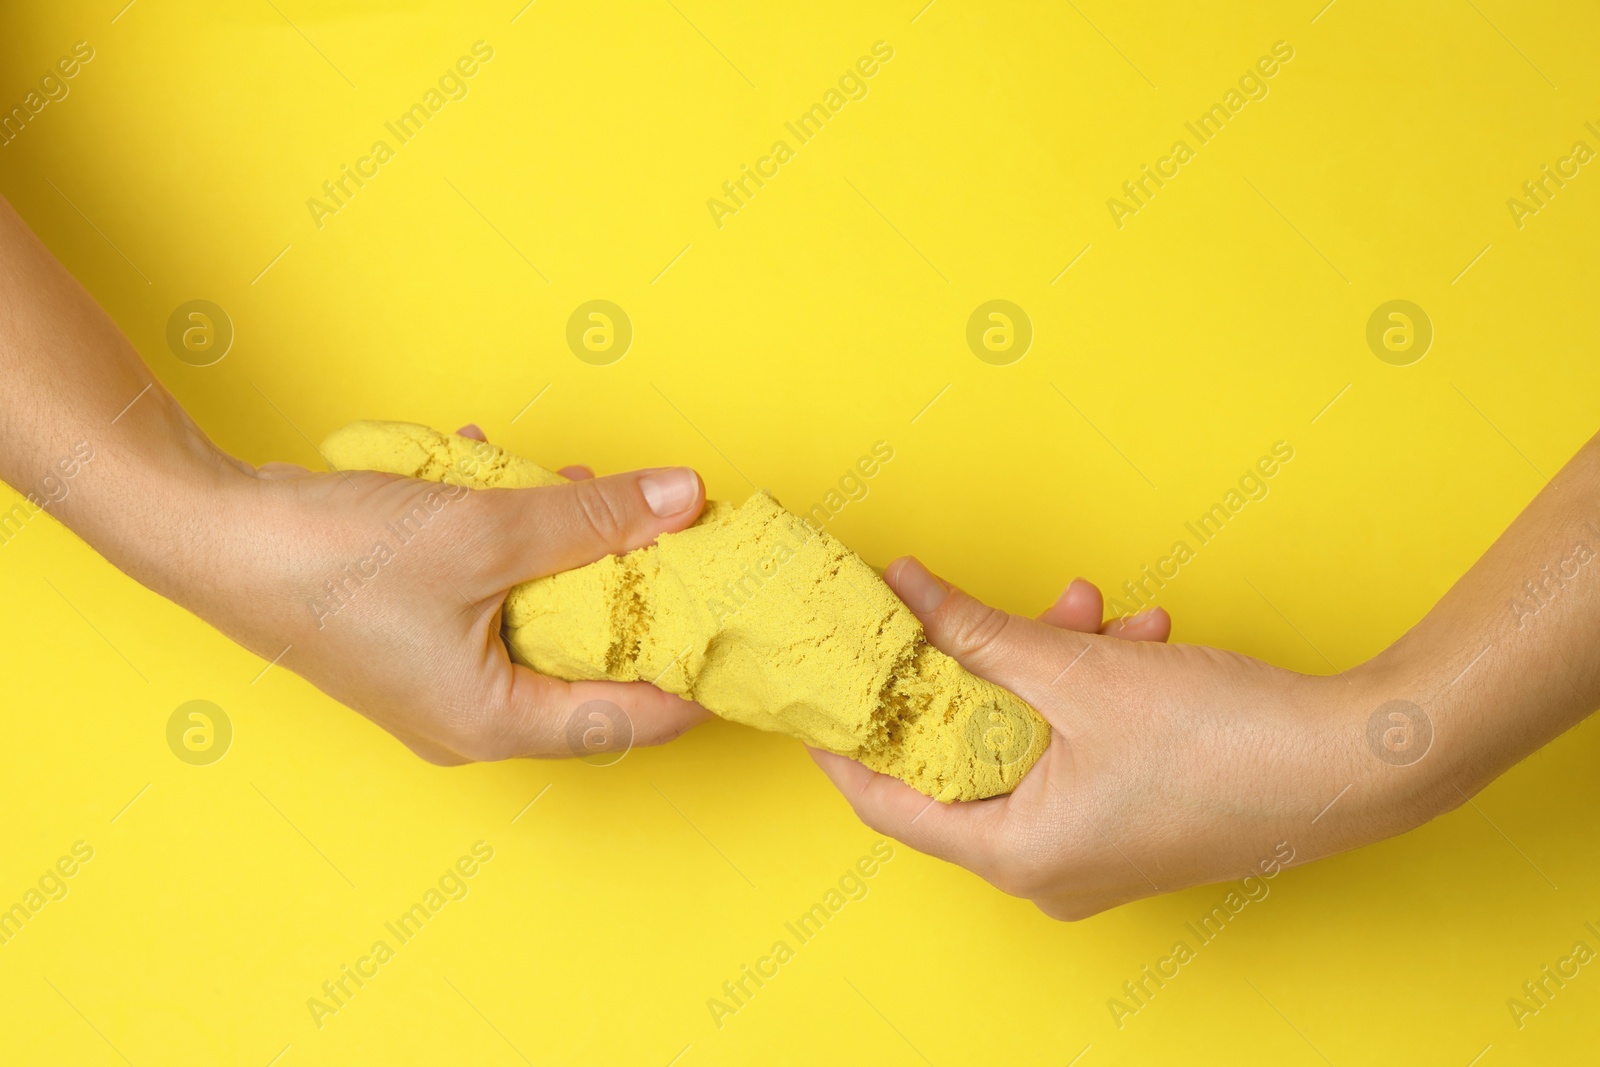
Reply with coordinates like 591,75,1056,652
3,0,1599,1062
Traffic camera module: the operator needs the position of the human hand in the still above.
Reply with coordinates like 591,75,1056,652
165,424,711,765
810,557,1425,920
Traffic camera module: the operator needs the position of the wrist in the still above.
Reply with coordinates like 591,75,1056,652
87,408,262,611
1332,645,1467,842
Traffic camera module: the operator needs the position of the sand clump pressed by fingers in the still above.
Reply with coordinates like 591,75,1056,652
321,421,1049,801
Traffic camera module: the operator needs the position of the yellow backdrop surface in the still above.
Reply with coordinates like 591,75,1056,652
3,1,1599,1063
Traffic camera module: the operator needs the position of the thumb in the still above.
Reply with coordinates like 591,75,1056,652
807,747,1007,874
482,466,705,585
885,555,1094,706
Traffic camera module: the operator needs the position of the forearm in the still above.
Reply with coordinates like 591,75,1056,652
0,195,239,594
1367,429,1600,806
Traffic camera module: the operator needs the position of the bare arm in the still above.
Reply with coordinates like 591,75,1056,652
1,194,710,764
0,192,229,594
813,432,1600,918
1374,435,1600,807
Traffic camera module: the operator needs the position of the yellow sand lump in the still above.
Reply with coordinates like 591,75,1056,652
321,421,1049,800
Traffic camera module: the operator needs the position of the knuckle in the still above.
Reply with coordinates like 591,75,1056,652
572,478,630,547
942,602,1014,661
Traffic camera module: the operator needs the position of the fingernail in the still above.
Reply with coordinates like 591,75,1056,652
1129,606,1163,625
640,468,698,517
893,557,949,614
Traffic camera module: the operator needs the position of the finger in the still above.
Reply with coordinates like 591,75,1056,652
886,555,1092,702
1037,578,1170,642
566,677,711,748
480,467,705,585
1036,577,1102,632
1102,606,1171,642
455,423,488,442
807,748,1006,873
255,461,313,479
557,464,595,480
486,665,711,759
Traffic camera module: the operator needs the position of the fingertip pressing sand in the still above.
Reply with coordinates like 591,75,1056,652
322,420,1048,800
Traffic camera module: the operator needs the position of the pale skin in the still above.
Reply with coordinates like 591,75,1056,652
0,194,714,765
5,194,1598,919
811,446,1600,919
